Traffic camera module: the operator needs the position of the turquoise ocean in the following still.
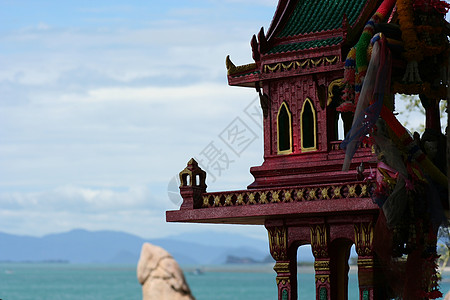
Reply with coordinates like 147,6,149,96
0,263,449,299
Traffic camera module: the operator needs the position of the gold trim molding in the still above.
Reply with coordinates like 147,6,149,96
314,260,330,271
315,274,330,283
277,102,293,155
327,78,345,106
276,277,290,285
263,55,340,74
357,258,374,269
274,262,290,273
300,98,317,152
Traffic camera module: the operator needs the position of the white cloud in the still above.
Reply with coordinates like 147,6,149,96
0,184,269,239
0,79,260,187
84,83,236,104
0,185,158,212
0,20,259,86
36,22,51,31
0,1,271,239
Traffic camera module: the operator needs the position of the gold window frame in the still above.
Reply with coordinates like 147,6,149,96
277,102,293,155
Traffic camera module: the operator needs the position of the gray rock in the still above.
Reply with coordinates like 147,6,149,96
137,242,194,300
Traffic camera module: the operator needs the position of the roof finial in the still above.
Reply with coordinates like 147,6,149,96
225,55,236,75
258,27,267,54
251,34,260,61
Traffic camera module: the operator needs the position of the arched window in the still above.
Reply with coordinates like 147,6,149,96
277,102,292,154
301,98,317,151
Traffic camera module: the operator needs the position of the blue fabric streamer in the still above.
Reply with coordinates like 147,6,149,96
341,34,392,170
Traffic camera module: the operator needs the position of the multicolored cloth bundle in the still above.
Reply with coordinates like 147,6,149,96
339,0,449,298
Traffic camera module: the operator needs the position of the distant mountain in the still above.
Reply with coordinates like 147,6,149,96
0,229,279,265
0,229,332,265
0,229,144,264
165,231,268,250
226,255,259,264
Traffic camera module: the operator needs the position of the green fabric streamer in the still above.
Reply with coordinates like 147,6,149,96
356,32,372,72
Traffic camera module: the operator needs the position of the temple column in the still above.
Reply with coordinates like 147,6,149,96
266,222,297,300
420,94,441,131
329,238,352,300
310,224,331,300
354,221,384,300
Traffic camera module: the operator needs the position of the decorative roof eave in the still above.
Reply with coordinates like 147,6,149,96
226,55,260,88
227,72,261,88
225,55,257,76
166,196,378,225
227,42,344,87
226,0,382,87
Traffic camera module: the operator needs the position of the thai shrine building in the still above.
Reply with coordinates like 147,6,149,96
167,0,449,299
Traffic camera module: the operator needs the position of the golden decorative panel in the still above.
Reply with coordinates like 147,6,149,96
314,260,330,271
276,277,290,285
273,262,290,273
268,226,288,261
271,191,280,203
201,182,371,208
331,186,342,199
283,190,292,202
310,224,328,258
327,78,345,106
226,55,257,75
357,258,374,269
347,185,357,198
354,222,374,256
315,274,330,283
320,187,330,200
308,188,317,201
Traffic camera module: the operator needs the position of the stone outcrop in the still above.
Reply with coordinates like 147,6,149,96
137,243,194,300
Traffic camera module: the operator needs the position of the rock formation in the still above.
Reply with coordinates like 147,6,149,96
137,243,194,300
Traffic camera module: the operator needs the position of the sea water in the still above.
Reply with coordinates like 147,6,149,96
0,264,141,300
0,263,449,300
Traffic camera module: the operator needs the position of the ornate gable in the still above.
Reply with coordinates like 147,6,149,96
227,0,383,87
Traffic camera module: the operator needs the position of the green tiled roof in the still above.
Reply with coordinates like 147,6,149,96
278,0,368,37
267,37,343,54
231,70,260,78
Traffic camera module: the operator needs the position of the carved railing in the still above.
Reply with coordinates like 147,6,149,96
329,140,373,151
201,182,371,208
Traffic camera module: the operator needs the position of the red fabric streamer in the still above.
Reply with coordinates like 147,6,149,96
378,0,397,16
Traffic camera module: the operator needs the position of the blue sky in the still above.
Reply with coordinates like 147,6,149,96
0,0,278,239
